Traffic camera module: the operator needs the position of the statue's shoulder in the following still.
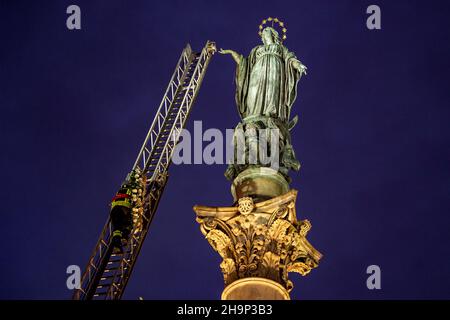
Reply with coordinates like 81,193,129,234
245,45,261,62
281,45,297,59
249,45,263,55
278,43,290,52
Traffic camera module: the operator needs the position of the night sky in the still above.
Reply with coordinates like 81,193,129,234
1,0,450,299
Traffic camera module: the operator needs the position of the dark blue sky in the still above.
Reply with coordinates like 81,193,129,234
1,0,449,299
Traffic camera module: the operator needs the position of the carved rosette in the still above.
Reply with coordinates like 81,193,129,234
194,190,322,292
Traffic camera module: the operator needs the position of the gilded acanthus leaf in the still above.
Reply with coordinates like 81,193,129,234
262,252,280,270
267,219,291,241
220,258,237,285
287,261,312,276
206,229,231,259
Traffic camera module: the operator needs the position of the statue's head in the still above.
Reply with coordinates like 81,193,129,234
261,27,281,45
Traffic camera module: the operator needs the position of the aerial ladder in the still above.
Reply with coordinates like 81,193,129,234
73,41,216,300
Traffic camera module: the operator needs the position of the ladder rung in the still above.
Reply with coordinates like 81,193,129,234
96,285,110,289
104,267,127,272
93,292,108,297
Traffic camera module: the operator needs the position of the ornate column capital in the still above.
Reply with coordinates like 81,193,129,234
194,190,322,293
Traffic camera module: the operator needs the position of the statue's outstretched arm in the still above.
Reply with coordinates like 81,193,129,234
219,48,242,65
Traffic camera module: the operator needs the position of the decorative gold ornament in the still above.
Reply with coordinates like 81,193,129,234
258,17,287,41
238,197,254,215
130,168,146,235
194,190,322,292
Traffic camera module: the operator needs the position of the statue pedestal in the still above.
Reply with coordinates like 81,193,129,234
222,277,290,300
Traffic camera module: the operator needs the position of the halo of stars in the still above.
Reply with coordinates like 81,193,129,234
258,17,287,42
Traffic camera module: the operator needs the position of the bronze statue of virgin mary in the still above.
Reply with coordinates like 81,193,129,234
220,26,307,123
220,21,307,181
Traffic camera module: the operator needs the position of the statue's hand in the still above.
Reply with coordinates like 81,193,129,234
219,48,241,65
293,60,308,75
298,63,307,75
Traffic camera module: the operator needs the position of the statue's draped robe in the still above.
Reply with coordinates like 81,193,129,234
235,43,301,123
